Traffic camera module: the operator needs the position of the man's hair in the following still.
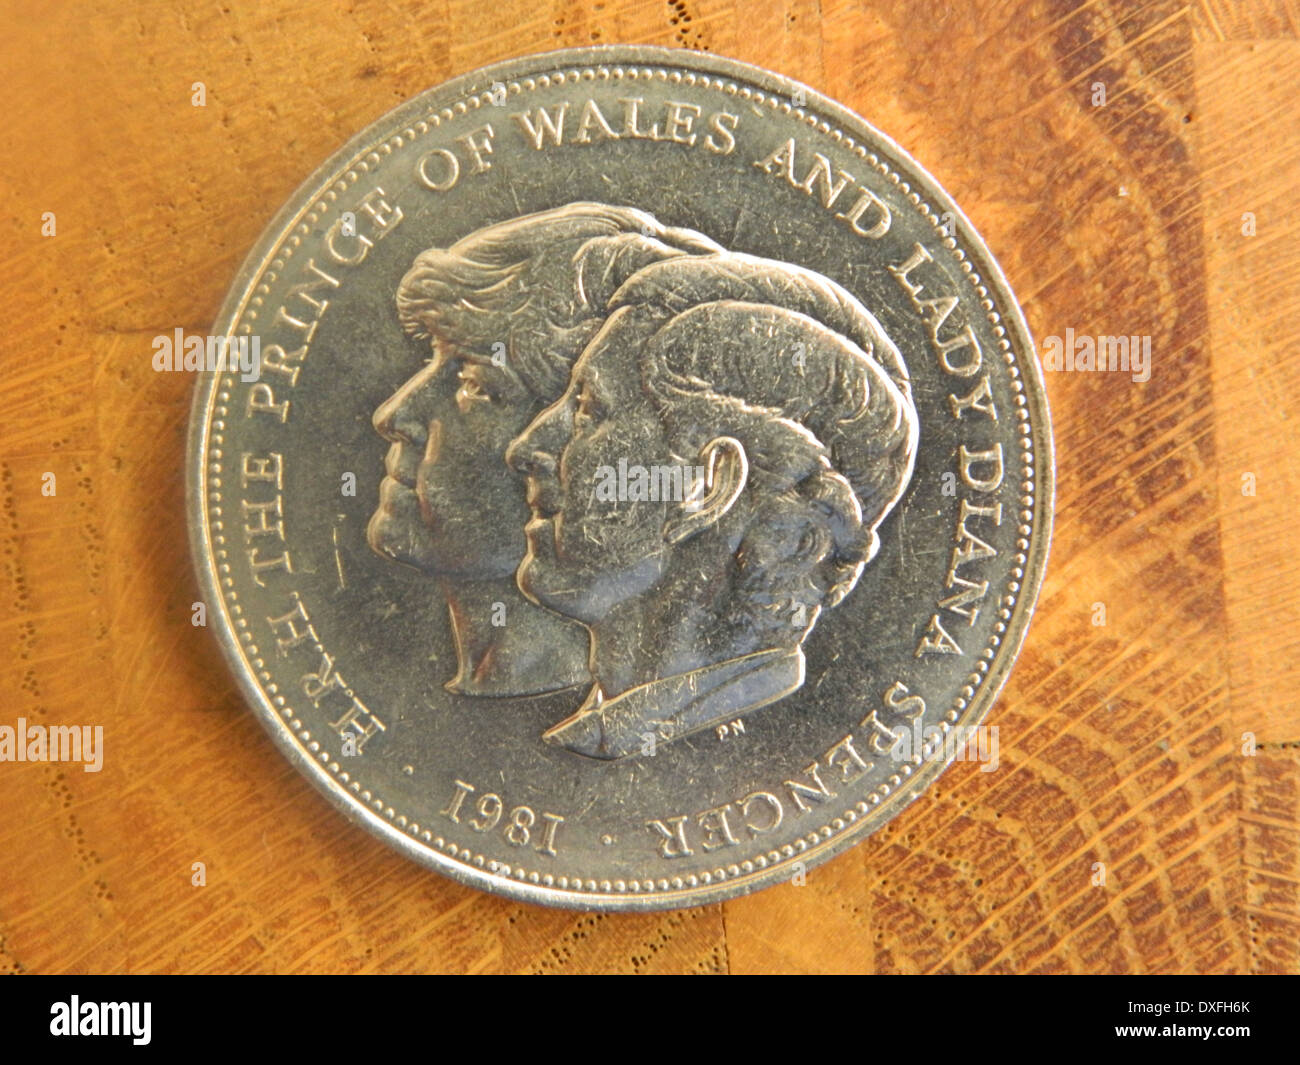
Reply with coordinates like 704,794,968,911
604,252,919,638
394,203,722,401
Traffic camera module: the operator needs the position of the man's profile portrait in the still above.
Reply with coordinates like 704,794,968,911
506,250,919,757
366,203,721,697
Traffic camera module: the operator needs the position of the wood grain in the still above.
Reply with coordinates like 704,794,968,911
1,0,1296,974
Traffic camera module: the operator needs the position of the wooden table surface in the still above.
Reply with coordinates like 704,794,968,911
1,0,1296,975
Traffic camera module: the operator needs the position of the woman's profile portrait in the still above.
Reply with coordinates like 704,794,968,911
506,251,919,756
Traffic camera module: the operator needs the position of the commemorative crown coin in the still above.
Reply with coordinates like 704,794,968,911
188,45,1053,910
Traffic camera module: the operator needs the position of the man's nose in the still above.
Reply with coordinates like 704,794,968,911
506,402,568,477
373,367,435,444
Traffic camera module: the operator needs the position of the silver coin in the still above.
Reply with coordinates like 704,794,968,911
187,45,1053,910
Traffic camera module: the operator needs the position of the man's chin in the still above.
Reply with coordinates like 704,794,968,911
366,510,428,571
371,510,526,582
366,510,398,559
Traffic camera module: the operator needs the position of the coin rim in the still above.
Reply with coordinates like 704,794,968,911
186,43,1055,912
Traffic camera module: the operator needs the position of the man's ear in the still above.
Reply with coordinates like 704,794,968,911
663,436,748,545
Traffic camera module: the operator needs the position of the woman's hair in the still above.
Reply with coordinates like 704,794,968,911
394,203,723,401
606,252,919,636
